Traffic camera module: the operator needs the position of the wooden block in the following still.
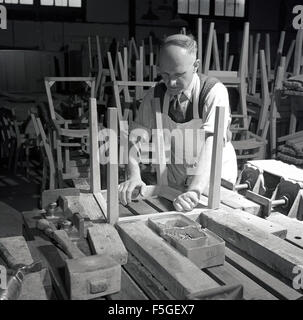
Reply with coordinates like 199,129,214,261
87,224,128,265
199,209,303,282
117,220,219,299
42,188,80,210
0,237,47,300
65,254,121,300
78,193,106,222
267,213,303,249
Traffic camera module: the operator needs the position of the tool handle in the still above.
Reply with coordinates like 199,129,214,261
0,243,19,269
52,230,85,259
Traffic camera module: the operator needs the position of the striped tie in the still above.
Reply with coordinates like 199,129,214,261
169,93,187,123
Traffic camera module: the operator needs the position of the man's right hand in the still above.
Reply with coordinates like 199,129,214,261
118,177,147,206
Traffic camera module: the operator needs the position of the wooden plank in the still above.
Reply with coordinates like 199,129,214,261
107,268,148,300
89,98,101,193
87,224,128,265
212,30,221,70
119,204,134,218
200,208,303,282
267,213,303,249
126,199,160,216
145,197,175,212
107,108,119,225
225,247,303,300
206,261,277,300
117,220,219,299
208,106,225,209
203,22,214,74
0,237,47,300
123,253,175,300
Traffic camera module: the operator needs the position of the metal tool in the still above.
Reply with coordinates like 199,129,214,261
221,165,264,195
246,178,303,217
0,243,42,300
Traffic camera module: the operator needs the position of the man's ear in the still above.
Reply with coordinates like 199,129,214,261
194,59,200,73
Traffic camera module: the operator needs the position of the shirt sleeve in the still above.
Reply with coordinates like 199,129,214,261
201,82,232,143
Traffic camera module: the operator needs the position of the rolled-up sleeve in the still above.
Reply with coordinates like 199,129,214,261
201,82,231,143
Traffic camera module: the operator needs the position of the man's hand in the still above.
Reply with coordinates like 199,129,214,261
173,190,200,212
118,177,147,206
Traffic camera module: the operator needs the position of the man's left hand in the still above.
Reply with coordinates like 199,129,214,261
173,191,200,212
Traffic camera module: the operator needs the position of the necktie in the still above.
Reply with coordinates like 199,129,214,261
169,93,187,123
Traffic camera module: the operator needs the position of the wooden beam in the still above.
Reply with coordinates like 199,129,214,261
200,208,303,282
117,220,219,299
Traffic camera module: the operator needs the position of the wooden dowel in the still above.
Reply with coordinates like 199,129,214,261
208,106,225,209
197,18,203,73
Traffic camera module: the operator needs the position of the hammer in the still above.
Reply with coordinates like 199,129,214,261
36,219,121,300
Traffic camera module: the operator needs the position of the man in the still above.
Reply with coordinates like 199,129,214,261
118,34,237,211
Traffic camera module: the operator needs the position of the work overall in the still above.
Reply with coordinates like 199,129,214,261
153,73,238,192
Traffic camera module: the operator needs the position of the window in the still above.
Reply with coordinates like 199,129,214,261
178,0,247,18
40,0,81,8
1,0,85,21
0,0,81,7
0,0,33,4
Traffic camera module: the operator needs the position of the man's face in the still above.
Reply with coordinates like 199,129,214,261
158,45,198,96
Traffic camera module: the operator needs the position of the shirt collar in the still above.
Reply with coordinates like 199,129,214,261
169,73,198,102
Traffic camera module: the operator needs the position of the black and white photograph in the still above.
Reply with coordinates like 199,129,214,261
0,0,303,308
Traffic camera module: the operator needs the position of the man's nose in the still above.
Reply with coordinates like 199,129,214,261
168,78,177,87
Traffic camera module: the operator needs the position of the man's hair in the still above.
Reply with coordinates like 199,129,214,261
160,34,197,57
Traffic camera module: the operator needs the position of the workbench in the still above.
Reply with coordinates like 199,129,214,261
21,187,303,300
